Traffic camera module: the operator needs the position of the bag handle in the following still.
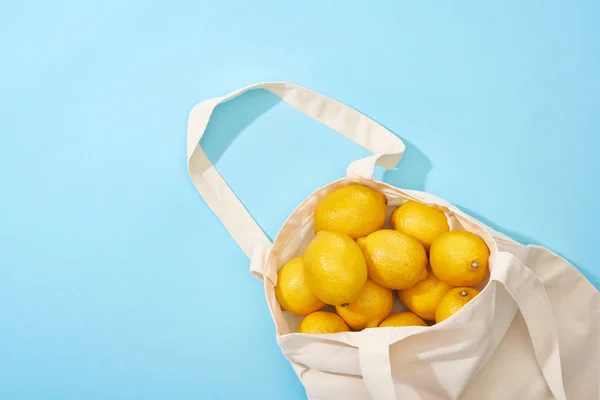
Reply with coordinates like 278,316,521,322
358,327,397,400
358,251,567,400
491,251,567,400
187,82,406,271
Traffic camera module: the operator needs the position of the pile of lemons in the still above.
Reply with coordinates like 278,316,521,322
275,184,490,334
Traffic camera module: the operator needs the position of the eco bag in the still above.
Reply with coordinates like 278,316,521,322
187,82,599,400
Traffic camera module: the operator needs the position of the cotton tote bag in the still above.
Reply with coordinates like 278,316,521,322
187,82,599,400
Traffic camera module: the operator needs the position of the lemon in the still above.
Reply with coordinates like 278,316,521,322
435,287,480,323
303,231,368,306
391,200,449,251
335,279,393,330
356,230,428,290
379,312,427,327
314,184,387,239
398,269,453,321
297,311,350,334
430,230,490,286
275,256,325,316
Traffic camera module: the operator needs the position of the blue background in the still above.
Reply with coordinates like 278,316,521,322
1,1,599,399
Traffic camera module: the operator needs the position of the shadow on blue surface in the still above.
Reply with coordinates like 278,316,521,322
201,89,434,195
384,136,432,192
458,204,600,288
201,89,282,164
457,205,539,246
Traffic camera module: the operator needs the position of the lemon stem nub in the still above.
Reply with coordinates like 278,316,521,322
471,261,479,269
341,303,349,308
459,290,468,297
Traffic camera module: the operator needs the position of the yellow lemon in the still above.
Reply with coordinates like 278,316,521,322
303,231,368,306
335,279,393,330
297,311,350,334
391,200,449,251
435,287,480,323
398,269,453,321
430,230,490,286
379,312,427,327
356,230,428,290
314,184,387,239
275,256,325,316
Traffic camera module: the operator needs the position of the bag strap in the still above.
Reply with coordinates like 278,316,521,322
358,251,567,400
491,251,568,400
358,327,397,400
187,82,406,273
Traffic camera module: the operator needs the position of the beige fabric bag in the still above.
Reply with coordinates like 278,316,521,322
187,82,600,400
